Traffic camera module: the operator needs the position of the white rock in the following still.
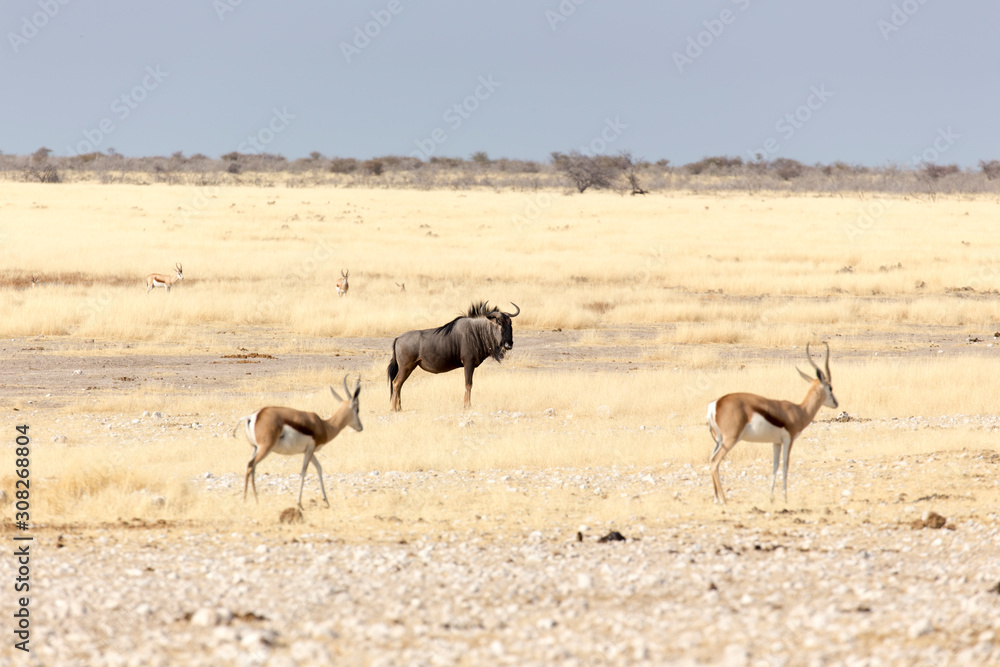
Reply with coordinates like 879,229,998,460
191,608,221,627
908,618,934,638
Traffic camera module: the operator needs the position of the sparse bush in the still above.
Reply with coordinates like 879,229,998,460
471,151,490,164
362,158,384,176
921,163,961,181
979,160,1000,180
684,155,743,175
24,165,61,183
329,157,359,174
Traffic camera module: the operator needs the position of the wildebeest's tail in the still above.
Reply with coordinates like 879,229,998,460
387,337,399,397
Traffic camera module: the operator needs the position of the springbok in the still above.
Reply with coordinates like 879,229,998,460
236,376,362,509
706,342,838,504
145,263,184,293
336,269,349,297
388,301,519,411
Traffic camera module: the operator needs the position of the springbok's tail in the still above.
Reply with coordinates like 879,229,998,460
706,400,723,459
233,414,256,444
387,337,399,397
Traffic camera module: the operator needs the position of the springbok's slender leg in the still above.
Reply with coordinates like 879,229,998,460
245,454,260,503
296,444,318,509
709,438,735,505
309,454,330,507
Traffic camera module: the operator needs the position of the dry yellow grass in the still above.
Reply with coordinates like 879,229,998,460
3,181,1000,527
3,183,1000,340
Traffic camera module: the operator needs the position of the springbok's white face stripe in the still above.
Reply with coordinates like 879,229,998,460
739,412,790,444
270,425,316,456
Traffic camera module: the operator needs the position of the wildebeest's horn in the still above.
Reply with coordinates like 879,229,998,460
507,302,520,317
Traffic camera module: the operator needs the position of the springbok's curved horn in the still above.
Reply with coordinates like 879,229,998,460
822,341,831,382
805,342,829,381
176,263,183,272
354,374,362,395
330,385,344,402
342,374,352,400
507,302,520,317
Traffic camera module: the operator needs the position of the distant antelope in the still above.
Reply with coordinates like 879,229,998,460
145,263,184,293
706,342,838,504
30,275,37,288
336,269,349,297
395,282,406,292
236,376,362,509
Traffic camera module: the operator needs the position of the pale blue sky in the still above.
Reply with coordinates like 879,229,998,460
2,1,997,166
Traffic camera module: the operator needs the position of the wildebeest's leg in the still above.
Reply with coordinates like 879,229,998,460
463,362,475,409
390,361,417,412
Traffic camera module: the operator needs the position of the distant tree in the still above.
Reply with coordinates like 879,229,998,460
362,158,384,176
552,151,618,193
471,151,490,164
617,150,648,195
32,147,52,163
771,157,804,181
979,159,1000,180
309,151,323,161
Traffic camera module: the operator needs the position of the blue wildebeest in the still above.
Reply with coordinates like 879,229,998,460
387,301,520,411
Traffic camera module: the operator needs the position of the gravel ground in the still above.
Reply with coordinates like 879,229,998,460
4,453,999,667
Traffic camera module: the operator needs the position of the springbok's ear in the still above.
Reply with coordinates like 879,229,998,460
330,386,344,402
796,367,814,383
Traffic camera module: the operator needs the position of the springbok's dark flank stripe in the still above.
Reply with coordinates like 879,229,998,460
707,342,838,504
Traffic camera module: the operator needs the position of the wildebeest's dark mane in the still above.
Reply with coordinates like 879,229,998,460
466,300,500,318
432,301,499,336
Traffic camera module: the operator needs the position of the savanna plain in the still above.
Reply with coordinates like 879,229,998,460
1,181,999,666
